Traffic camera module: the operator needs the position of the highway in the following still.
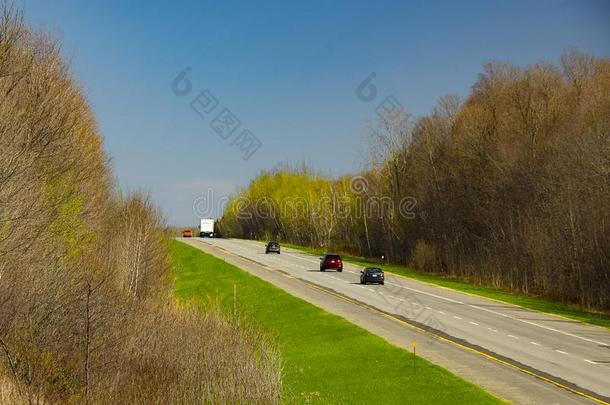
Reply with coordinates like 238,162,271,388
181,237,610,404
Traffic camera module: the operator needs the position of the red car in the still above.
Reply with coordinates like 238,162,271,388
320,254,342,272
182,229,192,238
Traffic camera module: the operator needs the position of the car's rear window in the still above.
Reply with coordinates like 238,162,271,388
367,268,381,273
326,255,341,260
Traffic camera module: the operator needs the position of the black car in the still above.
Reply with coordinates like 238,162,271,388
265,241,280,254
360,267,384,284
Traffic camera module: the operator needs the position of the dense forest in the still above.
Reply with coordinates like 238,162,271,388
220,51,610,311
0,6,280,403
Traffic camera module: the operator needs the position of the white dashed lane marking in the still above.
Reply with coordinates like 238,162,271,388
235,241,610,348
206,240,610,403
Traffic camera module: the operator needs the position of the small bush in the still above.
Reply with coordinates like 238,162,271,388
412,240,438,272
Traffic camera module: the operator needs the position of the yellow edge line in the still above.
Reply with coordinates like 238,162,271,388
208,241,609,405
313,284,608,405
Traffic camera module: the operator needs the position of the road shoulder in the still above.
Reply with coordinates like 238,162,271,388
180,238,597,405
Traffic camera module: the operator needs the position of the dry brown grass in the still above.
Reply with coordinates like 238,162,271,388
0,374,28,404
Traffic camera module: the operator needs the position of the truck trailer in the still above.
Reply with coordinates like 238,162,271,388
199,218,215,237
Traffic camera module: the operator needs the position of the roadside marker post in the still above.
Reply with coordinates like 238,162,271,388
412,340,417,375
211,243,610,405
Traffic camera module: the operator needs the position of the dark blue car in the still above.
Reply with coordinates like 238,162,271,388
360,267,384,285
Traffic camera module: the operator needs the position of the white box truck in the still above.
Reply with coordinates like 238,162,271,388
199,218,215,237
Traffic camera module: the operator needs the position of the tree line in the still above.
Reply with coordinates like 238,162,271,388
0,5,280,403
220,50,610,311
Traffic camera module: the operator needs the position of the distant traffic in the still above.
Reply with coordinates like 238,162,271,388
261,241,385,286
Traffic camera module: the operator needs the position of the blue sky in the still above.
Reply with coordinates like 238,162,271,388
20,0,610,225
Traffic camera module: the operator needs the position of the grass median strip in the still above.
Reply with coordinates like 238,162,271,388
281,242,610,330
171,240,501,404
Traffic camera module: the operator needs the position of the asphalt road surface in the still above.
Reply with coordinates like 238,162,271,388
181,237,610,404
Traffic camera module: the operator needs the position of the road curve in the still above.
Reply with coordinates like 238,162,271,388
180,237,610,404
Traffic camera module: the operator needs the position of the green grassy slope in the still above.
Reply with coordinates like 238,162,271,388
171,240,502,404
